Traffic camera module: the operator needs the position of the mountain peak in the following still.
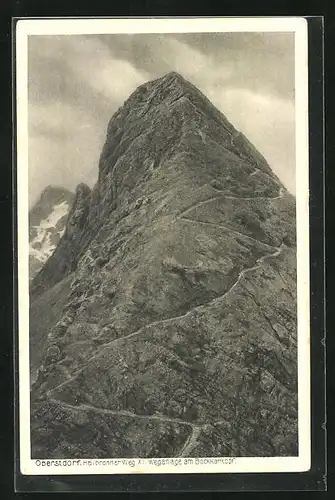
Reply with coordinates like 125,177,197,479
163,70,184,79
30,72,297,460
110,71,191,122
150,71,198,100
159,71,187,84
39,184,73,200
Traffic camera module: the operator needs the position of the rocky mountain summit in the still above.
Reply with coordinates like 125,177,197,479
30,72,297,459
29,186,74,281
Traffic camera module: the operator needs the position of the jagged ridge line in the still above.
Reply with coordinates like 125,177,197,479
107,90,249,210
47,109,281,291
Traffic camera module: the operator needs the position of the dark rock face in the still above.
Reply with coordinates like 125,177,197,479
30,72,297,459
29,186,74,281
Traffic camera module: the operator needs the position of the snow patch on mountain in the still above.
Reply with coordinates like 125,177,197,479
29,191,73,280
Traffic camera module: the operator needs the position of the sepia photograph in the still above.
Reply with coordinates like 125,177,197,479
16,17,310,475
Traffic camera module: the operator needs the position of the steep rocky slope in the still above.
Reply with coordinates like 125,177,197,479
29,186,74,281
30,72,297,459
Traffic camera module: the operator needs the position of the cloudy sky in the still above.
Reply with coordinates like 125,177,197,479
28,32,295,205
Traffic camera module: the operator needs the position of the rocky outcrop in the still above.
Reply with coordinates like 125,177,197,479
30,72,297,459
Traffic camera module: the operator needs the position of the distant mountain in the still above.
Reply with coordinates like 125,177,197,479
30,72,297,459
29,186,74,281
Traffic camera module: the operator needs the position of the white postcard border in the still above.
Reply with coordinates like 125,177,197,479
16,16,310,476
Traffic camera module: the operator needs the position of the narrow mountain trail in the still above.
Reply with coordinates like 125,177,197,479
176,195,226,219
179,425,203,457
49,398,195,427
48,397,240,458
49,397,206,457
210,185,285,200
179,216,278,250
175,187,284,224
48,240,285,397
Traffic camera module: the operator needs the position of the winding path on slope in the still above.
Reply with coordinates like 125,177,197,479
45,242,286,457
48,240,285,397
43,128,289,456
48,397,232,458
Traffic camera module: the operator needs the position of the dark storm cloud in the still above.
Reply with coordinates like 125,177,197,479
28,32,296,205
